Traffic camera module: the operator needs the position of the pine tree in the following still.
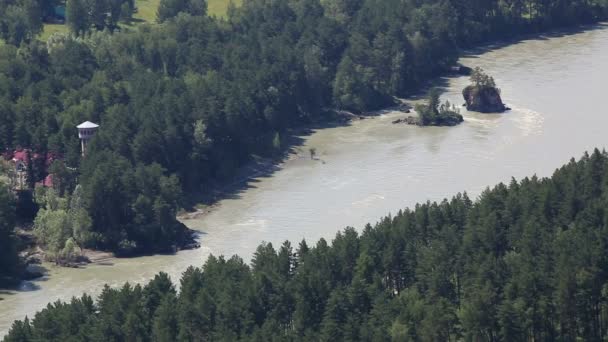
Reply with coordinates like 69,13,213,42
0,185,20,286
66,0,89,35
152,294,178,342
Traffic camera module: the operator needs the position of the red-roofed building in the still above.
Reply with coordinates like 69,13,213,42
6,149,61,190
36,174,54,188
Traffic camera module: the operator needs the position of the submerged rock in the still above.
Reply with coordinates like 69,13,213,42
392,113,463,127
392,116,420,125
462,85,507,113
432,113,464,126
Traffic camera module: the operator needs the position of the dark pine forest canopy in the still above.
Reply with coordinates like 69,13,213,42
0,0,607,255
6,149,608,341
0,184,21,287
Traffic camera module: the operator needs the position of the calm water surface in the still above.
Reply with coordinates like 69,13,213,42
1,25,608,335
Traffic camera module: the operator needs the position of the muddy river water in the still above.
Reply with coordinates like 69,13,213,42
1,24,608,336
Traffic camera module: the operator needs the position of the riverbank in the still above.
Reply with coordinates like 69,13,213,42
177,104,414,221
1,20,608,338
178,22,608,229
10,22,608,277
98,21,608,251
8,110,374,273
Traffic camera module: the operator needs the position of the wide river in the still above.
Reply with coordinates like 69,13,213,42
1,24,608,336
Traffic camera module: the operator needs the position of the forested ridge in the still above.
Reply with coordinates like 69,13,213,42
1,0,607,259
5,149,608,341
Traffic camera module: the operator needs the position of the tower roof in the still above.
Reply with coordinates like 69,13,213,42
77,121,99,129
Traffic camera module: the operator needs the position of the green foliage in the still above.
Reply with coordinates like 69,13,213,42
33,187,92,263
272,132,281,153
66,0,133,34
415,88,463,126
48,160,77,197
0,184,21,287
78,150,187,254
0,0,605,257
8,150,608,341
157,0,207,22
470,67,496,88
0,0,43,45
66,0,88,35
120,2,134,22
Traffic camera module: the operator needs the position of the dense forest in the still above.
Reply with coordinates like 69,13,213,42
4,149,608,341
0,184,21,287
0,0,607,258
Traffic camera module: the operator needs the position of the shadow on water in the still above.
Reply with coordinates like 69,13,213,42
0,290,15,300
180,22,608,211
405,77,452,101
460,22,608,58
182,118,355,210
17,281,42,292
0,264,49,297
406,23,608,108
393,26,608,102
178,22,608,215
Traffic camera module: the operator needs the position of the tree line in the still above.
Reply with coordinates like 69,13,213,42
0,0,606,256
0,0,138,45
66,0,136,34
0,0,49,45
5,149,608,341
0,184,21,287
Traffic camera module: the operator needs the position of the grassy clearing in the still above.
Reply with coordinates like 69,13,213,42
208,0,242,18
133,0,161,23
37,0,238,41
39,0,160,41
40,23,69,41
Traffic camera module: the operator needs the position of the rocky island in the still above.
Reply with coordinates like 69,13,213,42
394,88,463,127
462,67,508,113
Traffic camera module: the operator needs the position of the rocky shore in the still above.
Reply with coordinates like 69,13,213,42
462,85,509,113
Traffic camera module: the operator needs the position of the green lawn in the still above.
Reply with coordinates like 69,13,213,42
133,0,239,21
38,0,238,41
40,0,159,40
40,23,69,41
133,0,161,23
208,0,242,18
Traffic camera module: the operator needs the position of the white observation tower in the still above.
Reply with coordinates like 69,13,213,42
77,121,99,157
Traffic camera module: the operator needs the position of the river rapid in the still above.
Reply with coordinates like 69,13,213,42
1,24,608,336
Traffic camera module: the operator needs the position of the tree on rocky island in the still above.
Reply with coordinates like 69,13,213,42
413,88,463,126
463,67,507,113
470,67,496,88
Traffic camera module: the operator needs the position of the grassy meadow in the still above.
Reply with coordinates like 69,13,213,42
40,23,68,41
208,0,242,17
39,0,239,40
133,0,162,22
